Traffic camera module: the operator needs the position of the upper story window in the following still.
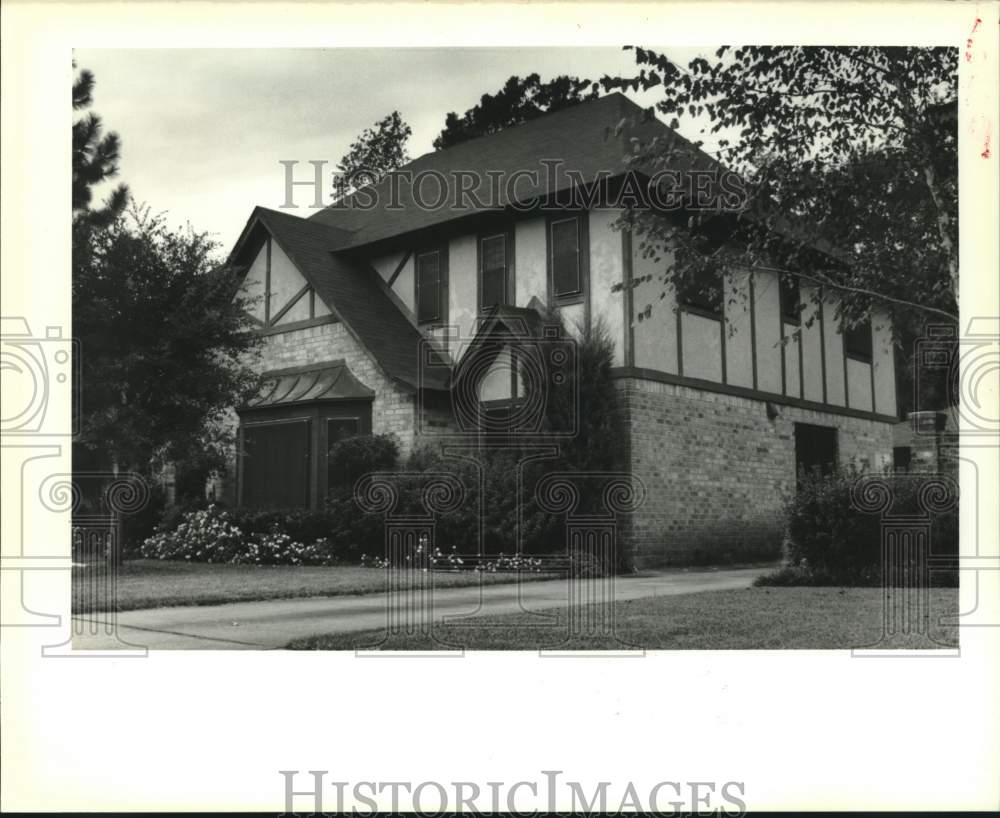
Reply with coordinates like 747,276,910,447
677,271,723,319
780,274,801,324
548,214,588,304
479,232,511,310
844,317,873,362
416,248,447,324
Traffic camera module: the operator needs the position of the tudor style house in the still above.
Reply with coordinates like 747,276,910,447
220,93,898,567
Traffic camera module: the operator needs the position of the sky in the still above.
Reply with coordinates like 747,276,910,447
75,47,713,251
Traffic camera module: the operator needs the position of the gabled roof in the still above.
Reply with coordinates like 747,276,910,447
446,302,553,391
307,92,711,250
231,206,450,391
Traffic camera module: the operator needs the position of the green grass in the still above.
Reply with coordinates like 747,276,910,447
72,559,557,613
287,586,960,651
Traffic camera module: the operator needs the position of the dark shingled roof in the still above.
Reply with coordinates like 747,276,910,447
230,93,850,398
307,92,713,250
232,206,450,391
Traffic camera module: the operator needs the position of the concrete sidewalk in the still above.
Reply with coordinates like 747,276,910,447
71,566,765,650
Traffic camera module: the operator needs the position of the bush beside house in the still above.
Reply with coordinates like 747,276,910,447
139,311,633,571
756,469,958,587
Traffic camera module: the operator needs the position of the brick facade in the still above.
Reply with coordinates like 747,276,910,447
214,318,421,506
616,376,894,568
258,319,416,445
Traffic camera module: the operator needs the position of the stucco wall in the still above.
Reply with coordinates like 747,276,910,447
514,217,547,308
589,208,626,366
627,238,896,417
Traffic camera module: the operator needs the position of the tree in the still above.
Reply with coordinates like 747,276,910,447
601,47,958,327
433,74,601,150
73,63,129,228
72,205,262,484
601,46,958,414
335,110,411,197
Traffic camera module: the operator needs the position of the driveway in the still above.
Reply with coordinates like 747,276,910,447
71,566,766,650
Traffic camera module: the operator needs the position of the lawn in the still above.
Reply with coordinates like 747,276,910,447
287,586,960,651
72,559,557,612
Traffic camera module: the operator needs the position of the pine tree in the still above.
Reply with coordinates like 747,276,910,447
72,62,129,227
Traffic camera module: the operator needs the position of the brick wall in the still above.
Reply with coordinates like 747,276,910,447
258,320,416,444
212,319,419,505
617,376,894,568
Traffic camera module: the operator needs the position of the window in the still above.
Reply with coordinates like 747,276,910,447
242,419,311,508
794,423,838,486
845,317,873,362
780,274,801,324
479,233,510,309
416,249,446,324
549,216,584,300
678,271,723,318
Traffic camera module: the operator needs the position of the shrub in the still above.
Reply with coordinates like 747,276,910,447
756,469,958,587
140,504,344,566
119,483,168,552
140,504,246,563
328,433,399,492
399,446,561,555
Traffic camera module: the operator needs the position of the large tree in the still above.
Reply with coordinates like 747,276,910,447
72,63,129,228
335,110,411,197
72,64,261,493
73,205,262,481
433,74,601,150
601,46,959,412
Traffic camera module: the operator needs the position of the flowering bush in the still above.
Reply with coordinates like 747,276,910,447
359,536,546,574
477,553,545,573
140,505,341,566
140,505,245,562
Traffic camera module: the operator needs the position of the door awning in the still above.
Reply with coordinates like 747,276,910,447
244,360,375,408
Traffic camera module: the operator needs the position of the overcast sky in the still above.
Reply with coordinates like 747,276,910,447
76,47,711,250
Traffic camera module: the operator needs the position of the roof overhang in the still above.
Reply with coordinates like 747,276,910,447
242,361,375,409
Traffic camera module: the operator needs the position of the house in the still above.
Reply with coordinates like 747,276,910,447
219,93,898,567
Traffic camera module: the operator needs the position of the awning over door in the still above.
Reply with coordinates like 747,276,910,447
245,360,375,408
